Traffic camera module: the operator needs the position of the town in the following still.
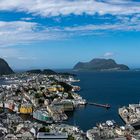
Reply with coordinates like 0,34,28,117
0,72,140,140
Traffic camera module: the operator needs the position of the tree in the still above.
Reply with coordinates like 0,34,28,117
68,135,75,140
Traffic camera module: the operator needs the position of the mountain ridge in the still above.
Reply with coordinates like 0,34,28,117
0,58,14,75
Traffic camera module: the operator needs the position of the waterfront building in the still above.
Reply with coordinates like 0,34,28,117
47,105,68,122
36,132,68,140
47,85,64,92
16,132,34,140
19,104,33,114
87,120,127,140
53,100,74,111
5,134,18,140
33,110,53,123
119,103,140,130
4,100,15,111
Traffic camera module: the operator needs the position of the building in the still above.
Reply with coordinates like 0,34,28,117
33,110,53,123
36,132,68,140
19,103,33,114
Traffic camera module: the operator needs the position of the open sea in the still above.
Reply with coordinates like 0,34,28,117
1,71,140,132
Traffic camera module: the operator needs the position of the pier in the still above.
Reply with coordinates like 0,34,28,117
88,102,111,109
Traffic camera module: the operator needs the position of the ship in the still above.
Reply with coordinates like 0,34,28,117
33,110,53,124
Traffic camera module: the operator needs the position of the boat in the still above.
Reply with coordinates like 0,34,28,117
78,99,87,105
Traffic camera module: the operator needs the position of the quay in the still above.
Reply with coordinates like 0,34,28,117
118,103,140,130
88,102,111,109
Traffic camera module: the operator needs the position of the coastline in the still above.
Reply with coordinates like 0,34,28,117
0,71,140,139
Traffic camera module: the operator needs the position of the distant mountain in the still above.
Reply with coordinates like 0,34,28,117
26,69,42,74
73,58,129,71
42,69,57,75
27,69,57,75
0,58,14,75
26,69,76,76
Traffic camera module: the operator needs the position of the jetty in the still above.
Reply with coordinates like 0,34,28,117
88,102,111,109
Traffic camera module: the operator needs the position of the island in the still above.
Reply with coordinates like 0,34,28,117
0,58,14,75
73,58,129,71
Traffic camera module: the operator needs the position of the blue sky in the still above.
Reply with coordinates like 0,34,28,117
0,0,140,69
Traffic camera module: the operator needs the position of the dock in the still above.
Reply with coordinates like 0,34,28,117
88,102,111,109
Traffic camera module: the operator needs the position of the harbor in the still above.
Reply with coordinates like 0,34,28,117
0,0,140,138
0,71,140,139
0,72,88,139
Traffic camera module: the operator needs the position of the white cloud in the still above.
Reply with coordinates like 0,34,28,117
0,0,140,17
0,21,67,47
0,48,19,60
104,52,114,57
64,23,140,33
0,21,36,47
0,1,140,48
21,17,34,21
17,56,37,60
1,17,140,48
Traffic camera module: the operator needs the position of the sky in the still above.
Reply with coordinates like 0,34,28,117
0,0,140,70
